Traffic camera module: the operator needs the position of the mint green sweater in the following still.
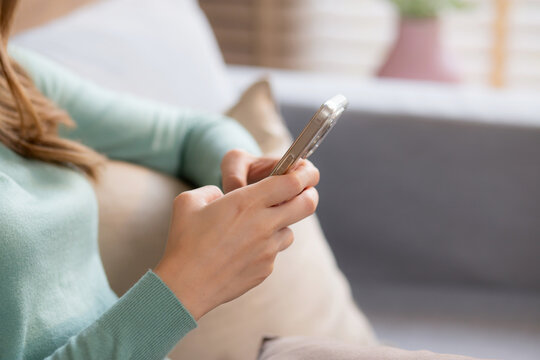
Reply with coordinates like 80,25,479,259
0,47,260,360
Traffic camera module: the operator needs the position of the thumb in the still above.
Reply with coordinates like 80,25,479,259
221,150,252,193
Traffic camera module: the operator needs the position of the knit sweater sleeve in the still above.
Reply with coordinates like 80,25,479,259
8,46,261,187
44,271,197,360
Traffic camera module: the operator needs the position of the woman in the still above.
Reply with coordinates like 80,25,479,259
0,0,320,359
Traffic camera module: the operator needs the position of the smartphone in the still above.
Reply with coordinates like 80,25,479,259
269,94,348,176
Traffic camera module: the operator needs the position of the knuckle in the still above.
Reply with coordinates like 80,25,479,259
286,173,303,193
282,238,294,251
224,174,243,187
279,229,295,251
263,263,274,278
225,148,245,160
174,191,194,206
266,244,279,260
312,167,321,184
284,227,295,243
304,161,320,184
260,249,274,263
221,149,245,170
205,185,221,194
303,190,318,214
286,235,294,248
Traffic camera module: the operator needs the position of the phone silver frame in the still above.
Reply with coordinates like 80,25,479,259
270,94,348,176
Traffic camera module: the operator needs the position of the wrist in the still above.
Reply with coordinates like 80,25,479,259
153,261,206,321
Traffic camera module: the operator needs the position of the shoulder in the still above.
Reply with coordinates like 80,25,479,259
8,45,86,102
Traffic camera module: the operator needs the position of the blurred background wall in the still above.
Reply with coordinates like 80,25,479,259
199,0,540,90
13,0,96,32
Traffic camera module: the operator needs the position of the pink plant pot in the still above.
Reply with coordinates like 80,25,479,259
377,17,461,83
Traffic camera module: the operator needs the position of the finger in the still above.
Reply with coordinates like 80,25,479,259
269,187,319,229
272,227,295,252
289,158,309,173
247,157,279,184
197,185,224,205
175,185,223,212
250,160,320,207
221,149,252,193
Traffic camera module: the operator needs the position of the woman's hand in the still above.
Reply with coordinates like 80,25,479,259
154,160,319,320
221,149,280,193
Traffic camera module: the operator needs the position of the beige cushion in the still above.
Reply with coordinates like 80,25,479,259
96,79,376,360
96,161,191,296
259,337,490,360
226,78,292,157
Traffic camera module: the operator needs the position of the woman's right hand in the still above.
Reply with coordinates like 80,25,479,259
154,160,319,320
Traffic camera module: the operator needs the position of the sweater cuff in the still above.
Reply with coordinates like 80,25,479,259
99,271,197,360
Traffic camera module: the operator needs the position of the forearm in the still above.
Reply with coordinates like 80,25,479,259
45,272,196,360
9,45,261,187
179,113,261,187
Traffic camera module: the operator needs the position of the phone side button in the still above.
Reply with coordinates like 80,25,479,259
284,154,295,167
277,154,295,174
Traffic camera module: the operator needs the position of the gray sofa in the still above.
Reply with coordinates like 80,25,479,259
230,67,540,360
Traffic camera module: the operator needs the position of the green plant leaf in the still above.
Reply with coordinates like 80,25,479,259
388,0,472,18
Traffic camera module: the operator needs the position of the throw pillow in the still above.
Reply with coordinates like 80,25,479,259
226,78,292,156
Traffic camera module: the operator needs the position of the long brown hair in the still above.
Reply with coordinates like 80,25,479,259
0,0,104,179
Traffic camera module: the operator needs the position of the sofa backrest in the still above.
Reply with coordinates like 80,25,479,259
251,71,540,292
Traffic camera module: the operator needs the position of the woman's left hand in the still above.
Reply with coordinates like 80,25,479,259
221,149,279,193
